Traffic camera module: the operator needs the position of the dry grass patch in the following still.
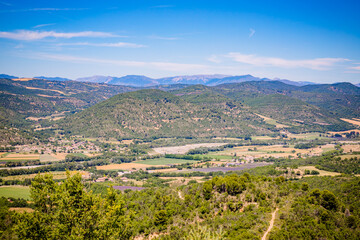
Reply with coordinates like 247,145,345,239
341,144,360,153
97,163,153,170
2,171,88,181
298,166,341,177
9,207,34,213
340,118,360,126
340,154,360,160
2,153,39,161
24,86,67,95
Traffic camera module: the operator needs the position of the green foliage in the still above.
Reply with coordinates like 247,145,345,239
14,172,132,239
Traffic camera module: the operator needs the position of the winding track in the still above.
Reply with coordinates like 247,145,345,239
262,208,278,240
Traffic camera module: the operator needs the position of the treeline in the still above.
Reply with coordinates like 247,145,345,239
0,159,108,177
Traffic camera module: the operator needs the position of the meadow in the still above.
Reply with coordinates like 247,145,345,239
0,186,30,200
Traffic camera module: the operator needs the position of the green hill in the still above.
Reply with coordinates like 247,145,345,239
58,89,271,139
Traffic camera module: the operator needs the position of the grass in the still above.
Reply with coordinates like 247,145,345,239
298,166,341,177
0,186,31,200
1,171,86,181
340,154,360,160
135,157,197,165
287,132,330,140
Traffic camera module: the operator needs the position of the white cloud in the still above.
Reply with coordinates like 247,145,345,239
226,52,349,70
249,28,255,38
33,53,208,72
58,42,145,48
0,30,117,40
1,8,88,13
33,23,56,29
349,65,360,71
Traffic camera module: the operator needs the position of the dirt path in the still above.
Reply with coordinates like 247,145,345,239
262,208,278,240
178,190,184,200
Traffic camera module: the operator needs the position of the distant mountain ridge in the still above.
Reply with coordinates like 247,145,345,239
2,73,321,87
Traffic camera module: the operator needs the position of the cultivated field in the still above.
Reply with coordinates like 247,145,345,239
2,171,90,181
152,143,227,155
210,144,335,159
135,157,196,165
178,162,273,173
97,163,153,170
1,153,39,161
0,186,30,200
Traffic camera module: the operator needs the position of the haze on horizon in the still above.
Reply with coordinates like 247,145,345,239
0,0,359,84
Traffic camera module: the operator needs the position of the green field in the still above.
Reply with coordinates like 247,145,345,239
135,157,196,165
0,186,31,200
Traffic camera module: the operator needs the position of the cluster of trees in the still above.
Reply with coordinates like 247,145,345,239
316,156,360,174
0,159,109,177
1,171,360,239
270,177,360,239
203,174,248,199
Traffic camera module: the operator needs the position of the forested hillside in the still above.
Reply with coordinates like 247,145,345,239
58,89,270,139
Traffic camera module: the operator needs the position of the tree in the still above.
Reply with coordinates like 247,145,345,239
321,190,338,211
14,172,131,239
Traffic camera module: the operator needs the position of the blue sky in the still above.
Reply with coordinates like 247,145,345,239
0,0,359,83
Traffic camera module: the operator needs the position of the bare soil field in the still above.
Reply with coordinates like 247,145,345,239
97,163,154,170
152,143,227,155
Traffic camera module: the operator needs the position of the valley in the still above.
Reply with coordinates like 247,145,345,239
1,75,360,239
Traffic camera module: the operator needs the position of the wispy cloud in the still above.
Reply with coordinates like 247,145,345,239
32,53,208,72
148,35,179,40
0,30,117,40
349,65,360,71
226,52,349,70
1,8,88,13
58,42,146,48
249,28,255,38
0,1,11,6
207,55,221,63
33,23,56,29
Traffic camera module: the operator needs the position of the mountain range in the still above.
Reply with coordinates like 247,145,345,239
1,73,318,87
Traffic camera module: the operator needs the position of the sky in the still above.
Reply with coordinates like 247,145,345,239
0,0,359,83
